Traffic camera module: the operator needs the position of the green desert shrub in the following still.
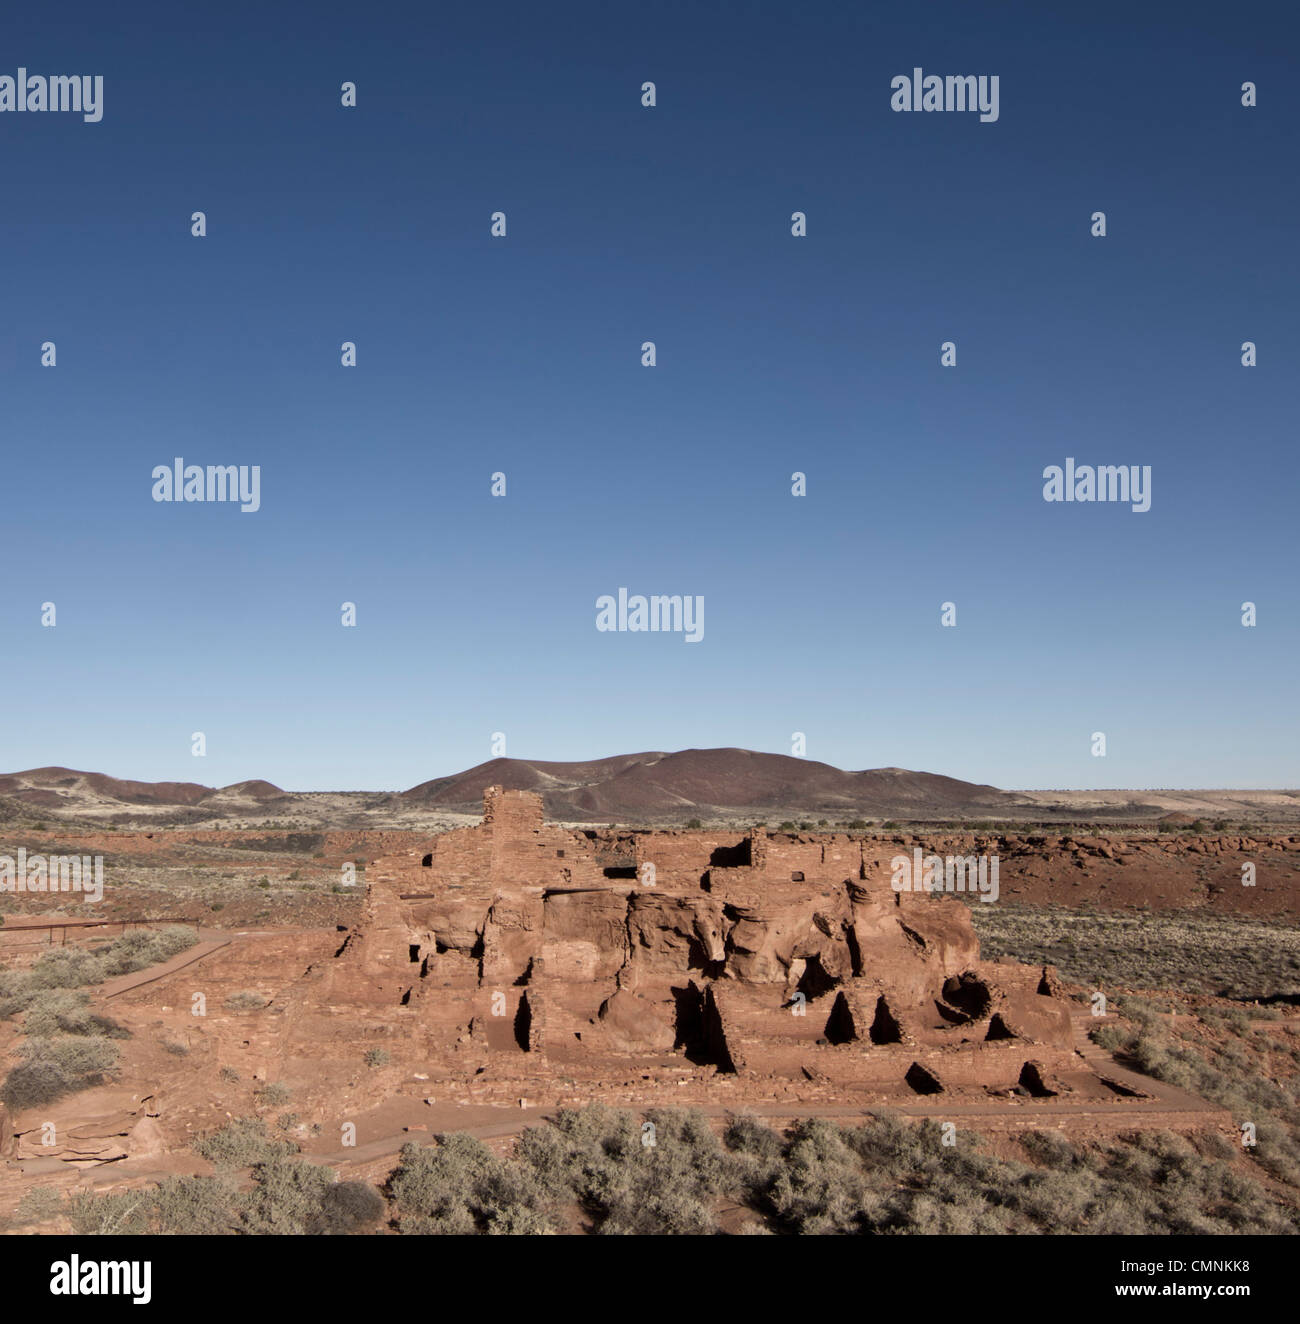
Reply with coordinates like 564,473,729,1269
722,1111,786,1200
192,1117,298,1170
63,1167,388,1238
12,1185,63,1227
595,1109,730,1235
389,1131,555,1235
65,1189,154,1236
763,1117,876,1234
1,1035,119,1108
97,926,197,977
309,1180,386,1235
21,1034,118,1075
508,1105,732,1234
152,1174,242,1234
21,990,129,1040
0,1060,75,1109
239,1157,336,1234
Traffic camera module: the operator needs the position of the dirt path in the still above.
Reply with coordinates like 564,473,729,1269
96,933,233,999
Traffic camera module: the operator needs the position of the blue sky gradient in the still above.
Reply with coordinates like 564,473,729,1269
2,0,1296,790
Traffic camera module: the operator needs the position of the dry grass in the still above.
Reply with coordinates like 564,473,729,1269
971,904,1300,998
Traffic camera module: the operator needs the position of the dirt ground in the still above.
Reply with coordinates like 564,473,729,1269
1,823,1296,1233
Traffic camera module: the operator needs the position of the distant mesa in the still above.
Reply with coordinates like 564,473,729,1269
400,748,1014,820
0,767,285,809
0,767,212,807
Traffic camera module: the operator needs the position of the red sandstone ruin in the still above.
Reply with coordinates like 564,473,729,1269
305,787,1108,1105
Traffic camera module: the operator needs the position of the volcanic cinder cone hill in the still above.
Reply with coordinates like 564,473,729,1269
0,766,292,823
400,748,1017,821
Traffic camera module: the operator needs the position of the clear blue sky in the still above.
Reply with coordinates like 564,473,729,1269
2,0,1296,791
